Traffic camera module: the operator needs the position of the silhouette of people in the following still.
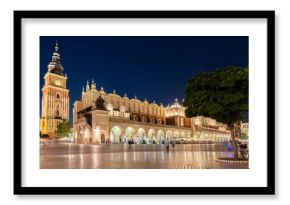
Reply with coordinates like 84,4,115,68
128,138,133,149
165,138,170,151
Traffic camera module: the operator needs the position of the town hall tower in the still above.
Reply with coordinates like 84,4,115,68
40,42,69,138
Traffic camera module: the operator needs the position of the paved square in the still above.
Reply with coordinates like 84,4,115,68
40,143,248,169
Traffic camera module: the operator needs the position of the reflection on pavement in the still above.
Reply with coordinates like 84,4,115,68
40,144,248,169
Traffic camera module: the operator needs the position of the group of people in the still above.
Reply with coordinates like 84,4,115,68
128,137,175,151
165,138,175,151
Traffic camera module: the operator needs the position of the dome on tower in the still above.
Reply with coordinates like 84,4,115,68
47,41,65,76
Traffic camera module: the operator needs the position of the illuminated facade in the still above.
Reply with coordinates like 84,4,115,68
73,81,231,144
40,42,69,138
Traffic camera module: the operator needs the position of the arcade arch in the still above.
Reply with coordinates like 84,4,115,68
110,126,122,144
166,130,173,140
136,128,146,144
148,129,156,144
157,130,165,144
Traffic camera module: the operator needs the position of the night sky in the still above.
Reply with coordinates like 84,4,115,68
40,36,248,122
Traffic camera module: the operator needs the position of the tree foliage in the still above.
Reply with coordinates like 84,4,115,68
184,66,248,125
56,120,71,138
240,133,249,140
184,66,248,160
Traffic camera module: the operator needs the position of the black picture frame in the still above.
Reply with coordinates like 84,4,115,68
14,10,275,195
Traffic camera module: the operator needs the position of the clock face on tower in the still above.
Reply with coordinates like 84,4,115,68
54,79,62,87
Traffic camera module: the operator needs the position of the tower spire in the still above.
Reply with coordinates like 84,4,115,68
55,40,58,52
47,40,64,76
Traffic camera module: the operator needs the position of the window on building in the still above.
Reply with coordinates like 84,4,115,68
56,93,60,99
55,109,59,117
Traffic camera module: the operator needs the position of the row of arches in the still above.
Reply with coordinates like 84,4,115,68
73,124,231,145
110,126,192,144
194,131,231,142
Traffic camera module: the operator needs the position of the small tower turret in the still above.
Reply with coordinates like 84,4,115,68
91,79,96,90
86,80,90,92
82,86,85,95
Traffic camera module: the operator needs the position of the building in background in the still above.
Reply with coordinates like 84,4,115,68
73,82,230,144
40,42,69,138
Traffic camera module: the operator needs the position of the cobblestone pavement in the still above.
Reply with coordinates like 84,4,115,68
40,143,248,169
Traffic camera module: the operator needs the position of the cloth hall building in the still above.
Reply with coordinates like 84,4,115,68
73,81,231,144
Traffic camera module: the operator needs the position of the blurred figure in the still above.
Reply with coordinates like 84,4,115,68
128,138,134,149
165,138,170,151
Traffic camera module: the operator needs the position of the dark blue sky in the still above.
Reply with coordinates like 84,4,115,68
40,36,248,122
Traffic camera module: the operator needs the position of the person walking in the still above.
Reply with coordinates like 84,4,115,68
129,138,134,149
165,138,170,151
172,139,175,148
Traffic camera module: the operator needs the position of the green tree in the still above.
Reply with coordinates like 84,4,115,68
184,66,248,160
240,133,249,140
56,120,71,139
